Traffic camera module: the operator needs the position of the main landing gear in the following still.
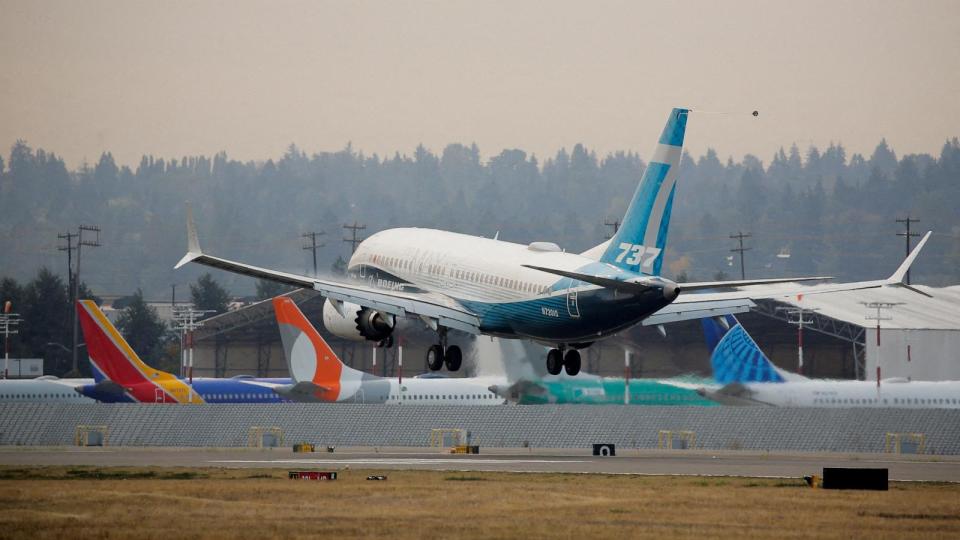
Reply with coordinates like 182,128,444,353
546,346,580,376
426,329,462,371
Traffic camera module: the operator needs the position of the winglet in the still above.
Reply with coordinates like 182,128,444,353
174,202,202,269
885,231,933,297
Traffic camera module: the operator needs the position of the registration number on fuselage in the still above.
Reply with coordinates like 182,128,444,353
541,307,560,318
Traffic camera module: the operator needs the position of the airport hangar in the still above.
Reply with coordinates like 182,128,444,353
189,285,960,382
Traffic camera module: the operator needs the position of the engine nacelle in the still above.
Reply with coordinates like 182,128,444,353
321,299,395,342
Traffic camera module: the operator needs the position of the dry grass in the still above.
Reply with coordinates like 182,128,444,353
0,466,958,539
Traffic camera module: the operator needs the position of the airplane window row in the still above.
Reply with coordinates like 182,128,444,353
5,393,77,399
812,397,959,406
370,253,548,295
202,393,274,401
396,393,498,401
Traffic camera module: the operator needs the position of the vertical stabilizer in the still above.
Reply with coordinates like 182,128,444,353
273,297,359,401
704,315,785,384
77,300,168,386
600,108,689,275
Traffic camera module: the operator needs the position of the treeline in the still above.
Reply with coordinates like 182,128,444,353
0,136,958,303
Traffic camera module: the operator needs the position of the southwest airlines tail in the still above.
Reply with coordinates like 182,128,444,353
599,108,689,275
77,300,173,386
273,296,364,402
76,300,202,403
701,315,787,384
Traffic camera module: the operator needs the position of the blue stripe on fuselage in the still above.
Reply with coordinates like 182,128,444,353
459,286,671,342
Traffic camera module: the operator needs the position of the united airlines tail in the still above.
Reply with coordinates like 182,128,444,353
701,315,786,384
599,108,689,275
273,296,364,402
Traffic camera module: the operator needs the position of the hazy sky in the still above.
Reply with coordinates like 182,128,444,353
2,0,958,169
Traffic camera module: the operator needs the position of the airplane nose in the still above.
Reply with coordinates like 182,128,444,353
662,282,680,301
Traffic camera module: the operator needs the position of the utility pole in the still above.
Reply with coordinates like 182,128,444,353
603,218,621,240
342,222,366,254
729,231,752,280
895,216,921,285
71,225,101,376
862,301,903,389
1,302,22,379
778,306,820,374
58,232,77,296
301,231,326,276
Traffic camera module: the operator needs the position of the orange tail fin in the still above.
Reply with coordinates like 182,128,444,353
273,297,344,400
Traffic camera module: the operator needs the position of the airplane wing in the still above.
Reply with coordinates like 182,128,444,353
651,231,934,323
174,206,482,335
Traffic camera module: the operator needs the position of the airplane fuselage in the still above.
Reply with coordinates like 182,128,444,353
349,228,675,343
0,378,95,403
706,379,960,408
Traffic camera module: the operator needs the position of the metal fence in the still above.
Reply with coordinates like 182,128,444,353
1,404,959,454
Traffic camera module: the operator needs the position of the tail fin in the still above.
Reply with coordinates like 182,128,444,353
273,297,354,401
600,108,689,275
701,314,737,353
76,300,174,386
705,315,785,384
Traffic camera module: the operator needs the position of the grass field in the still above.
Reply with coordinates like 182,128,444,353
1,466,959,539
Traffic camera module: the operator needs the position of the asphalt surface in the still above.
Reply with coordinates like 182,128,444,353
2,446,959,482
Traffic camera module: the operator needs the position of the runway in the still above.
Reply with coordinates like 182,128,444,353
2,447,958,482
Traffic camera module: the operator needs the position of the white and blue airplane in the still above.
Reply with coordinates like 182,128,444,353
176,108,930,376
698,315,960,408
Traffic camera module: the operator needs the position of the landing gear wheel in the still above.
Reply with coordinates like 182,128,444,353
563,349,581,376
426,344,444,371
546,349,563,375
444,345,462,371
379,335,394,348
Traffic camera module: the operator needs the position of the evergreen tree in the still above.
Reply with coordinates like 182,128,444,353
190,273,230,316
255,279,293,301
115,289,166,361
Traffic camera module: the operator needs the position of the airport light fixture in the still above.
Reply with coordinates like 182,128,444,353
172,306,216,396
777,306,820,374
862,301,904,388
1,304,22,379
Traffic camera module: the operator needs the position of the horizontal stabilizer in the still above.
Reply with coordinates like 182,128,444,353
272,381,332,398
84,380,128,396
696,383,767,406
521,265,653,294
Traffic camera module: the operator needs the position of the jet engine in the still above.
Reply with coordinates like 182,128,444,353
321,299,395,343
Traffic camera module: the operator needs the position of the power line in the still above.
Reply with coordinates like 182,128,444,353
301,231,326,276
895,215,921,285
729,231,752,280
343,222,366,254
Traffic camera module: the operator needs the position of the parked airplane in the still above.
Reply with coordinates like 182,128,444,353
176,108,931,377
75,300,291,403
270,296,506,404
0,377,95,403
483,335,715,405
697,315,960,408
